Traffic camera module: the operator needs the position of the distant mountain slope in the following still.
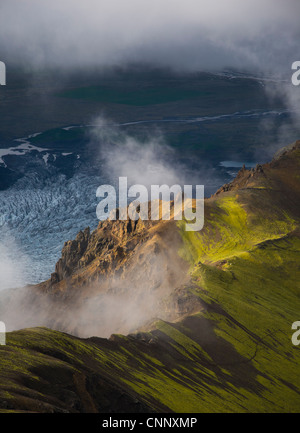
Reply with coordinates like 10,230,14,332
1,141,300,413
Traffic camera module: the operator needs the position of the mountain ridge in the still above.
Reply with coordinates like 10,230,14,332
1,140,300,412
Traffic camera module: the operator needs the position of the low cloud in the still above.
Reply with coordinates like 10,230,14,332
0,0,299,75
256,79,300,160
90,117,187,189
89,116,223,197
0,230,29,291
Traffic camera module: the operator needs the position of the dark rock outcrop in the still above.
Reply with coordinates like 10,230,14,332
55,227,91,281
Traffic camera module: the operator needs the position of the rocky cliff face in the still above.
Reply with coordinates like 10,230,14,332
51,218,150,287
4,200,201,337
53,227,91,282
